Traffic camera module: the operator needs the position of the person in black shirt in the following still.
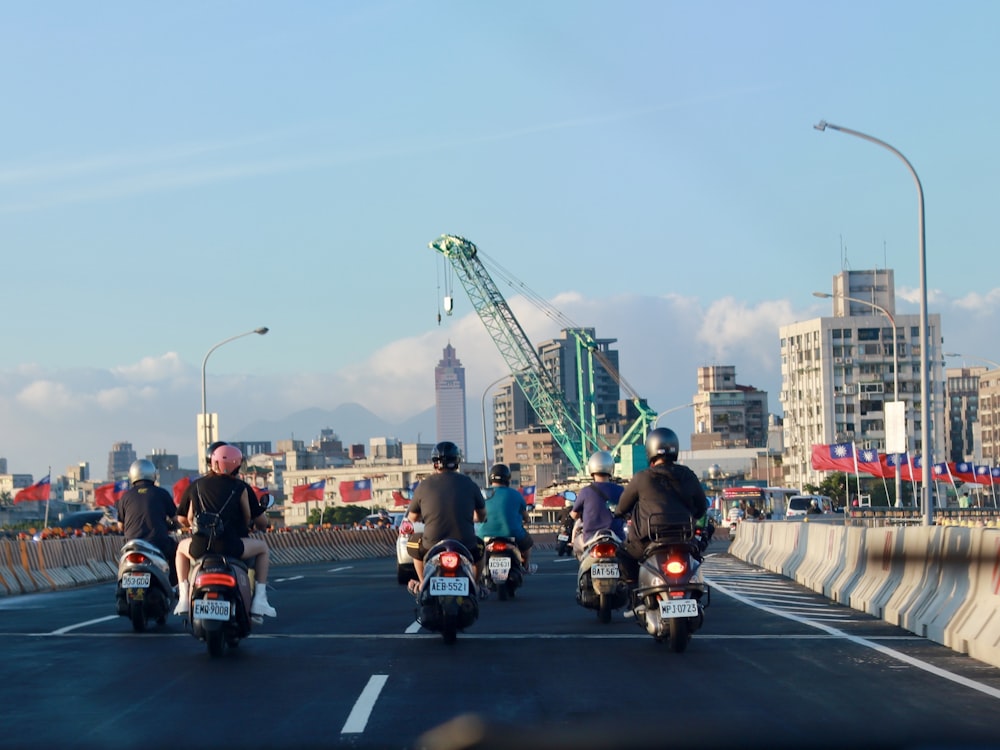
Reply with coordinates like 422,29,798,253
116,459,179,584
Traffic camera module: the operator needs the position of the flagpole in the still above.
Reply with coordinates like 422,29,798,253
43,466,52,529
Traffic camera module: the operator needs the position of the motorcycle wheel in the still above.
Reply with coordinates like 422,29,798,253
668,617,690,653
129,601,147,633
597,594,612,624
441,614,458,644
207,629,226,658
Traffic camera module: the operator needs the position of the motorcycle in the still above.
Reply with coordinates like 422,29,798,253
555,514,574,557
628,511,710,652
480,536,524,601
576,528,630,623
115,539,176,632
186,552,258,657
414,539,480,644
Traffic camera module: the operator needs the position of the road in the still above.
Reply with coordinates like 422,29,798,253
0,539,998,750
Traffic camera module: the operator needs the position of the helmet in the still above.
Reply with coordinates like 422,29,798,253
431,441,461,470
586,450,615,477
211,444,244,475
645,427,679,464
489,463,511,485
811,498,819,507
128,459,158,485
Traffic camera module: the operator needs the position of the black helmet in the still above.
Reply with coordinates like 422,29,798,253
645,427,679,464
489,463,511,485
432,441,461,470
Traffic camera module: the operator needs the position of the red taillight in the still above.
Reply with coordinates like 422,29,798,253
125,552,149,565
399,520,414,535
196,572,237,588
663,558,687,577
592,543,618,559
668,590,687,600
439,551,460,571
489,541,509,552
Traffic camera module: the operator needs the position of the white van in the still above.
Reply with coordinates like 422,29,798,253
786,495,833,519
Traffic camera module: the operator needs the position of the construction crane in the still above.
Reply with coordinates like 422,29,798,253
430,234,658,475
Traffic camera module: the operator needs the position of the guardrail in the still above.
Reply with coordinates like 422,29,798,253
843,508,1000,527
729,521,1000,670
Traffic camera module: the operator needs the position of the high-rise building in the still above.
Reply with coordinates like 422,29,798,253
435,343,468,457
107,442,137,481
779,268,944,491
691,365,769,450
945,367,986,463
978,369,1000,464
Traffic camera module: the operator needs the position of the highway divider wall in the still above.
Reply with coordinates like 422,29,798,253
729,522,1000,670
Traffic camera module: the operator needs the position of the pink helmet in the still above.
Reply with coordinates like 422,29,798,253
211,444,243,475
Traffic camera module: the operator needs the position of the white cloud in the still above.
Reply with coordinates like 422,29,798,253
112,352,188,383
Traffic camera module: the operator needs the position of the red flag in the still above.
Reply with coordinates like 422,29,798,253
339,479,372,504
94,479,129,507
810,444,855,472
899,456,923,483
172,476,193,506
391,490,409,508
856,448,885,478
519,485,536,505
951,461,977,484
293,480,326,504
250,485,270,501
14,474,51,503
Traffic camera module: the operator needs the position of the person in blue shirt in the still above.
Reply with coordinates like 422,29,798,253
571,451,625,558
478,464,537,574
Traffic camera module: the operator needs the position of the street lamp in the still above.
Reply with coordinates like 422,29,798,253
814,291,903,507
944,352,1000,370
814,120,932,526
200,327,269,469
654,402,696,429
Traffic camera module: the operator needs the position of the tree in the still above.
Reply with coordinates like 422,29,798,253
802,473,847,508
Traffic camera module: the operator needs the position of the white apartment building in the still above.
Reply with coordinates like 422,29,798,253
780,269,945,490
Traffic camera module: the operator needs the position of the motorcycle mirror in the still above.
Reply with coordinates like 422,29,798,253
564,491,577,502
259,493,275,511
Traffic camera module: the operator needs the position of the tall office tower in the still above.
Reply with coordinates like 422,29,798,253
107,441,137,481
435,343,468,457
946,367,986,463
691,365,769,450
779,268,944,490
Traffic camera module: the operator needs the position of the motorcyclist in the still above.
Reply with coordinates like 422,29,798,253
727,500,744,526
570,450,625,559
116,459,179,584
807,498,824,515
174,444,275,617
615,427,708,581
405,441,486,595
477,463,537,574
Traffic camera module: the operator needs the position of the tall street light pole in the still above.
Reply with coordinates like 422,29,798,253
944,352,1000,370
654,403,696,429
814,291,903,507
200,327,269,470
814,120,932,525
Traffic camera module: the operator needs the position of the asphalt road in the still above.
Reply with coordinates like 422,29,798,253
1,539,998,750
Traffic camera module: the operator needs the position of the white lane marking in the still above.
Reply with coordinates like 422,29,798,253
341,674,388,734
51,615,118,634
552,558,577,564
273,575,304,583
405,621,422,634
327,566,353,573
706,576,1000,701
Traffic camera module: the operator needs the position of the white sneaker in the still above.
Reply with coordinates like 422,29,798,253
251,596,277,618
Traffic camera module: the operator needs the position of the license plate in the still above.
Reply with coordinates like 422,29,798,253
429,577,469,596
659,598,698,618
122,573,150,588
193,598,232,621
488,556,511,581
591,563,619,579
557,534,569,542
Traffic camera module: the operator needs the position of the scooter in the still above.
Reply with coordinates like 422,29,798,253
480,536,524,601
414,539,480,644
186,552,257,658
576,528,630,623
115,539,176,632
555,515,574,557
628,511,710,652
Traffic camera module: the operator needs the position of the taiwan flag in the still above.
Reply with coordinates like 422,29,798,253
881,452,909,479
519,485,536,505
974,465,993,485
339,479,372,504
931,462,952,482
293,479,326,504
14,474,51,503
391,490,409,508
810,443,855,472
856,448,885,478
899,456,923,482
952,462,977,484
94,479,129,507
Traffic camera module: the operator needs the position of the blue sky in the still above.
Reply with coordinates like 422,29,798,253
2,1,999,479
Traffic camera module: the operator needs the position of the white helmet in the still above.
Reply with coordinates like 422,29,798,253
586,451,615,477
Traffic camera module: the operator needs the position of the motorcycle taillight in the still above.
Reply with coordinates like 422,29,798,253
489,541,509,552
196,572,237,587
439,551,460,571
592,543,618,559
662,557,687,577
125,552,149,565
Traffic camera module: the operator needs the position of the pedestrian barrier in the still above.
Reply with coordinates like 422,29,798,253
729,521,1000,670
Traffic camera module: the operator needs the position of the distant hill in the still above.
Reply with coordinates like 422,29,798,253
230,403,440,450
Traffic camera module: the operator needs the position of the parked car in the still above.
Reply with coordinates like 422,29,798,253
786,495,833,520
396,518,423,584
363,512,405,529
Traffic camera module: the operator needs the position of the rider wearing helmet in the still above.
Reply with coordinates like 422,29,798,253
116,459,179,583
570,451,625,559
174,444,276,618
477,463,537,574
615,428,708,579
405,441,486,594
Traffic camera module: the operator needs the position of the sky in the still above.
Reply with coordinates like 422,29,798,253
3,1,1000,480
